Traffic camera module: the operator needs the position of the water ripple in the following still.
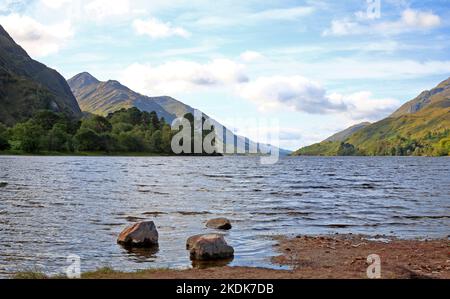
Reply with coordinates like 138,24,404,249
0,156,449,277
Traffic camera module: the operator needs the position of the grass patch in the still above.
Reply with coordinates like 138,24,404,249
12,267,178,280
81,267,116,278
81,267,172,279
12,271,49,280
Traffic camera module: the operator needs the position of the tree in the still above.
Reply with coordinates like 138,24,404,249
337,142,358,156
108,107,145,126
10,120,45,153
149,111,160,130
81,115,112,134
73,128,102,151
147,130,162,153
161,124,172,154
2,108,178,154
140,111,152,128
128,107,144,126
0,123,10,151
33,110,63,130
436,138,450,156
45,124,71,152
98,133,118,153
117,131,145,152
0,136,9,151
107,108,130,124
112,122,134,135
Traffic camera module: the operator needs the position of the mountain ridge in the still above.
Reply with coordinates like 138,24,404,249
324,122,371,143
391,77,450,117
68,72,178,122
0,25,82,125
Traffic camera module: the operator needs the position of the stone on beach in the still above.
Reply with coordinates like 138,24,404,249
206,218,232,230
117,221,159,247
188,234,234,260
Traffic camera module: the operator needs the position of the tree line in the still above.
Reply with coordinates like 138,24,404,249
0,108,216,155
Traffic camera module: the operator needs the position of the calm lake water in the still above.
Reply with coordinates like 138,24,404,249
0,156,449,277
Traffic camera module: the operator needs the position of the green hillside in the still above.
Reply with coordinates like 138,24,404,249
294,77,450,157
0,69,55,125
0,25,82,126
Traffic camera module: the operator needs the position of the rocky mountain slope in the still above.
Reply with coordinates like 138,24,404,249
391,77,450,117
68,72,179,122
0,25,82,125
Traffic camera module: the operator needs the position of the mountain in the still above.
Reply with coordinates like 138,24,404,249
68,72,178,122
0,25,82,125
293,77,450,156
391,77,450,117
68,72,291,156
324,122,371,142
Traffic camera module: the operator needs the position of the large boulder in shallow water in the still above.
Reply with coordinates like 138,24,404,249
186,234,205,250
206,218,232,230
117,221,158,247
188,234,234,260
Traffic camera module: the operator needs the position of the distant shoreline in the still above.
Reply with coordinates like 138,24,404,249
0,151,226,157
0,151,172,157
1,152,448,158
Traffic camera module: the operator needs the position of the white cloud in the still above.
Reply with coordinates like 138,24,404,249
0,14,73,57
328,91,399,121
237,75,399,120
401,9,441,28
133,17,190,39
238,76,346,114
323,19,362,36
120,56,402,121
121,59,248,95
323,9,441,36
240,51,264,62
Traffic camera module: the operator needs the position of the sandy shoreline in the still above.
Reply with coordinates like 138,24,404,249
272,234,449,279
16,234,448,279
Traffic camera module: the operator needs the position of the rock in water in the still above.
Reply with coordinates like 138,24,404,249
186,234,206,250
206,218,232,230
117,221,158,247
188,234,234,260
0,182,7,188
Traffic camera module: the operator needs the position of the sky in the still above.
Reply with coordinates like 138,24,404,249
1,0,449,150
